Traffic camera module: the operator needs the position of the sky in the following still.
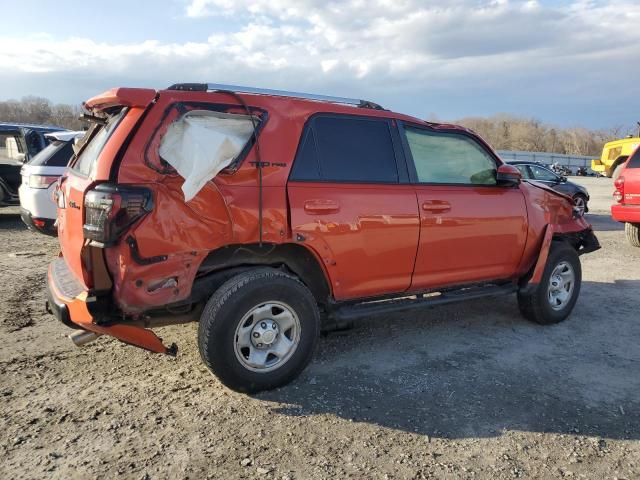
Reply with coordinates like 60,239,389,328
0,0,638,129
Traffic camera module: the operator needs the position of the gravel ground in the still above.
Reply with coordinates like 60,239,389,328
1,176,639,480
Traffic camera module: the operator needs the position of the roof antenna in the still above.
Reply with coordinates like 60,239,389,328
216,90,264,246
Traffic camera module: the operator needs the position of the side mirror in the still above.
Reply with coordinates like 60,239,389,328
496,164,522,186
560,176,567,183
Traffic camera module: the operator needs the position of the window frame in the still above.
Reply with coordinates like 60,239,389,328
144,101,269,175
288,112,410,184
398,121,504,187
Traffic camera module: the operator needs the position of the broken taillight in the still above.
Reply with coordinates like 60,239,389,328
613,177,625,203
83,184,153,246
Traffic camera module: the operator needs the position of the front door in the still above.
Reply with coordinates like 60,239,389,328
287,114,420,301
400,124,528,289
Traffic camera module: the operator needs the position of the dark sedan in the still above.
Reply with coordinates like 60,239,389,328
508,161,590,215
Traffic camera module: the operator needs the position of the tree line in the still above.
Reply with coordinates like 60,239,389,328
1,96,637,156
0,96,85,131
453,114,639,157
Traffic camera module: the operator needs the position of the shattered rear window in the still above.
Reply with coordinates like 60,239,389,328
71,108,127,177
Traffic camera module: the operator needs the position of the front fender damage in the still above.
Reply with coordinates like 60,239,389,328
519,223,600,295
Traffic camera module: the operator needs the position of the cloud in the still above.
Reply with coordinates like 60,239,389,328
0,0,638,127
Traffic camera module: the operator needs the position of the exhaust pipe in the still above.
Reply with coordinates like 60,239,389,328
69,330,101,347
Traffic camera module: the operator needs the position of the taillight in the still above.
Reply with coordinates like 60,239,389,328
83,184,153,247
28,175,59,189
613,177,625,203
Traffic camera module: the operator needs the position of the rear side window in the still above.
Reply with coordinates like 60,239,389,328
290,115,398,183
404,127,497,185
627,146,640,168
72,108,127,176
29,141,74,167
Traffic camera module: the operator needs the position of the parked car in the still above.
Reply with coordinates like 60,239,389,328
612,145,640,247
46,84,599,393
0,123,67,207
509,161,590,215
19,131,84,235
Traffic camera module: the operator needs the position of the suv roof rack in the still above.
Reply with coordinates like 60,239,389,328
166,83,385,110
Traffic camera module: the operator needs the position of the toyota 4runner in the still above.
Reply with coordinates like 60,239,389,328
47,84,600,393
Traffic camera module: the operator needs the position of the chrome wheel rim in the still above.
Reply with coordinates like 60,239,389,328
547,261,575,311
574,196,586,216
234,301,301,372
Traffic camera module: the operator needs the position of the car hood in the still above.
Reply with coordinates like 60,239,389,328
526,179,574,202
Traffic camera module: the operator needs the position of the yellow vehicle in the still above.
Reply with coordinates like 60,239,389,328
592,136,640,179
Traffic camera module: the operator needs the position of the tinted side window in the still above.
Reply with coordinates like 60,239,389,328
627,147,640,168
404,127,497,185
290,128,320,180
291,116,398,183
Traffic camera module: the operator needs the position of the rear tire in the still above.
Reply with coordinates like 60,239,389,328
198,268,320,393
625,223,640,247
518,242,581,325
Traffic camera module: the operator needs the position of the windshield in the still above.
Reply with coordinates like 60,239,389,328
71,109,127,177
29,140,75,167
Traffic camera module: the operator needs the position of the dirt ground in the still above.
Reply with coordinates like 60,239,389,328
1,176,639,480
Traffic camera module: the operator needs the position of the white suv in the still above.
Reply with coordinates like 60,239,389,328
19,131,84,235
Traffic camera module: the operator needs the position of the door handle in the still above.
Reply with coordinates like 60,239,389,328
422,200,451,213
304,199,340,214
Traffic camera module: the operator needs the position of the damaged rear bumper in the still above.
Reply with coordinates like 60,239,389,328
46,257,176,355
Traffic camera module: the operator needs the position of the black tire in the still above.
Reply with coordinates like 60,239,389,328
572,193,588,215
626,223,640,248
517,242,581,325
612,163,625,180
198,268,320,393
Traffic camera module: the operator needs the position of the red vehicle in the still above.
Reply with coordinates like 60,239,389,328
612,145,640,246
47,84,599,392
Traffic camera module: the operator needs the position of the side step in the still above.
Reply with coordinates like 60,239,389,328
330,283,517,324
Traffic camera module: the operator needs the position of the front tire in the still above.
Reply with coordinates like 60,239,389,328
625,223,640,247
572,194,588,215
198,268,320,393
518,242,581,325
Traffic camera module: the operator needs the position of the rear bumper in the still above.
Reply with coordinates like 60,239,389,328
20,208,57,236
611,204,640,223
46,257,175,354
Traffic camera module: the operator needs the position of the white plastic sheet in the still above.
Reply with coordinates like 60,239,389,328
158,110,256,201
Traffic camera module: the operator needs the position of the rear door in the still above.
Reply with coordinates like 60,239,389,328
400,124,528,289
287,114,420,300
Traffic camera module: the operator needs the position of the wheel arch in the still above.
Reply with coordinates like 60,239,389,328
192,242,332,305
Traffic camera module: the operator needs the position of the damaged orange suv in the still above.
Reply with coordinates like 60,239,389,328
47,83,600,392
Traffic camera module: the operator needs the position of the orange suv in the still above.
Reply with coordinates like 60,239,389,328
47,84,600,392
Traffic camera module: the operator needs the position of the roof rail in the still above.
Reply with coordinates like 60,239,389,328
166,83,384,110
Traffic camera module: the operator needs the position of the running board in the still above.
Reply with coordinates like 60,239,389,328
330,283,517,324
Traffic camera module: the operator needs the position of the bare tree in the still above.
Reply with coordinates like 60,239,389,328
455,114,636,156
